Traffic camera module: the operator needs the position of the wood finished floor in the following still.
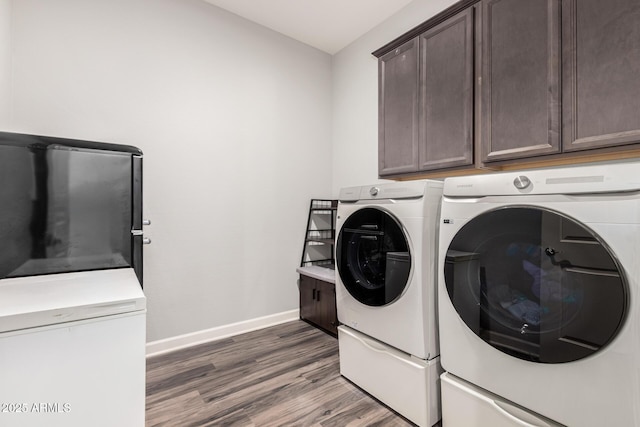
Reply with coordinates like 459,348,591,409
145,320,416,426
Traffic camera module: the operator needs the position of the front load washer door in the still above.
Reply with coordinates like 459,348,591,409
444,206,628,363
337,207,411,307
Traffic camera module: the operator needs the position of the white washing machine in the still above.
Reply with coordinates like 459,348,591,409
336,180,443,427
438,161,640,427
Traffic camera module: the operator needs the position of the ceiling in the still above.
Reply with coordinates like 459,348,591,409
202,0,415,54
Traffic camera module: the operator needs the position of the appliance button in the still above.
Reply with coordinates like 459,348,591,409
370,187,379,196
513,176,531,190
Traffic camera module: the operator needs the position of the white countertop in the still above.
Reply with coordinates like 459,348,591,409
0,268,146,333
296,265,336,284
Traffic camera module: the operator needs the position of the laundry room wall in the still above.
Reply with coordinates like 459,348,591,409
8,0,333,342
0,0,11,128
331,0,459,195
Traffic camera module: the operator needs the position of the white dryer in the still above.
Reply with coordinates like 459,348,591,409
336,180,443,427
438,161,640,427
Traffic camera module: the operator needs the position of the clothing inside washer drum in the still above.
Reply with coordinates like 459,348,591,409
444,206,628,364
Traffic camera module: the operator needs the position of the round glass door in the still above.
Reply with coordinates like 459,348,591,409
444,207,628,363
337,207,411,306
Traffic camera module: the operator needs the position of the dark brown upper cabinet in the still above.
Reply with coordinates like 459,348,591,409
480,0,561,163
375,0,640,178
562,0,640,152
378,38,420,176
419,8,474,171
378,9,474,177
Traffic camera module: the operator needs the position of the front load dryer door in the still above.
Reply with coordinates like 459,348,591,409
337,207,411,307
444,206,628,363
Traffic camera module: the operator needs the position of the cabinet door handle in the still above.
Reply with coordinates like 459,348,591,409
312,289,316,300
316,290,320,302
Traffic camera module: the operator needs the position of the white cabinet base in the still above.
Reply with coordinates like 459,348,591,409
441,372,562,427
338,325,442,427
0,312,146,427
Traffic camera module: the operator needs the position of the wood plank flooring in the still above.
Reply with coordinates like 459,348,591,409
145,320,416,426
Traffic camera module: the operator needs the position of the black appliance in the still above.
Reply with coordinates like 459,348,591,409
0,131,145,286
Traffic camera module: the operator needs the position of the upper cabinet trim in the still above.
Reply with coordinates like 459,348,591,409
372,0,481,58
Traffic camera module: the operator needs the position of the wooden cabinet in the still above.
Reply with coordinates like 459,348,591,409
298,200,338,337
378,38,420,176
485,0,640,159
562,0,640,152
480,0,561,162
378,9,474,176
419,8,474,171
299,274,337,336
375,0,640,178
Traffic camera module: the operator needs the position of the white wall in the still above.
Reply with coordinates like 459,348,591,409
9,0,333,341
6,0,463,344
331,0,459,195
0,0,11,127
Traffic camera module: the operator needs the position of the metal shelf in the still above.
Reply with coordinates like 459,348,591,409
300,199,338,268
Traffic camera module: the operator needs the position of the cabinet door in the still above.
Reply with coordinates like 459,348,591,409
481,0,561,162
419,8,474,171
314,280,338,335
299,275,317,325
562,0,640,151
378,38,420,176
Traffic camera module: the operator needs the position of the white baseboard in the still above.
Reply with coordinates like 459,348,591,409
145,309,300,358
